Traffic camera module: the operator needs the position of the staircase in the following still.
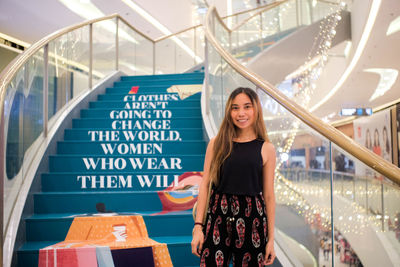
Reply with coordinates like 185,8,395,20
17,72,206,266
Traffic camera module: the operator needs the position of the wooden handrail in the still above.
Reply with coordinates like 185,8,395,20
204,6,400,185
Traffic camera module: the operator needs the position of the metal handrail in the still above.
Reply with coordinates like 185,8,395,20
0,2,301,94
223,2,285,19
0,1,310,194
204,6,400,185
153,2,286,43
230,1,285,32
280,167,397,185
117,15,155,42
0,14,151,267
0,14,118,103
0,5,303,264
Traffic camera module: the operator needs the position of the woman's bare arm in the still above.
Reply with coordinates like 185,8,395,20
262,142,276,264
194,137,215,223
191,137,215,256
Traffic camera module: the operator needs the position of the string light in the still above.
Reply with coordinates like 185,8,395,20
271,1,347,174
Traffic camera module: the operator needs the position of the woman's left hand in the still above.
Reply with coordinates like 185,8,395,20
264,240,276,265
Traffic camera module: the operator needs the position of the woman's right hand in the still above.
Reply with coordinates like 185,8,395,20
191,225,204,257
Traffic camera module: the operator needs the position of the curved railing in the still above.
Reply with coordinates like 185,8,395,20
204,3,400,266
0,3,325,264
0,13,208,266
0,15,154,266
204,5,400,184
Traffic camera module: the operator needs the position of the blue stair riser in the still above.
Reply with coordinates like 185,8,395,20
89,100,200,109
143,215,194,238
17,251,43,267
121,73,204,81
103,92,201,101
152,241,200,267
81,108,201,118
17,241,198,267
83,111,202,120
17,73,205,267
34,192,166,213
113,79,204,88
26,213,194,242
57,141,206,155
98,92,200,100
98,93,200,101
105,87,181,94
26,218,72,242
42,172,199,192
101,91,180,98
72,118,202,129
170,244,200,266
49,155,205,172
64,128,204,141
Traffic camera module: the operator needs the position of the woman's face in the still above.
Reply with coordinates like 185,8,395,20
230,93,255,130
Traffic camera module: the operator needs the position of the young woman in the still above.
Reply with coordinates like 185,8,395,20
191,87,276,266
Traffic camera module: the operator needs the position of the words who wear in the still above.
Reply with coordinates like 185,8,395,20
82,157,182,170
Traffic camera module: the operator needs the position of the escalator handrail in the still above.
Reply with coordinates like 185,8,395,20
204,6,400,185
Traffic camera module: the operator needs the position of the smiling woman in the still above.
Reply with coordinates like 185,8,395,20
191,87,277,266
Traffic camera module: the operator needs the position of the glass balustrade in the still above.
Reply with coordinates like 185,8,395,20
205,4,400,266
0,12,197,241
4,48,46,228
226,0,346,64
134,32,154,75
92,19,117,81
0,15,205,249
118,22,139,76
48,26,90,119
0,1,379,265
207,39,334,264
155,28,202,74
195,26,206,63
118,22,154,76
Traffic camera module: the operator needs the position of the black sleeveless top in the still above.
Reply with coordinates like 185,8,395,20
216,139,264,195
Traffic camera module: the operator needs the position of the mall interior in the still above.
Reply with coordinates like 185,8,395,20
0,0,399,266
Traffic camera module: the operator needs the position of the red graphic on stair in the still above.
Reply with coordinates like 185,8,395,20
155,171,202,214
129,86,139,94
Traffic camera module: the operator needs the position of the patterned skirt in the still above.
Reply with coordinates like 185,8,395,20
200,190,268,267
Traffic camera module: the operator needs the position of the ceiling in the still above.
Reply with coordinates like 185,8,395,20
309,0,400,122
0,0,399,124
0,0,267,44
0,0,208,44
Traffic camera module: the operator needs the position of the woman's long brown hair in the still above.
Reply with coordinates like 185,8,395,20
209,87,269,186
